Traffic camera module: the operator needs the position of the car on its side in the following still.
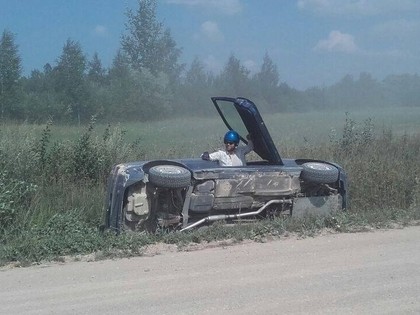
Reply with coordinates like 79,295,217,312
104,97,348,232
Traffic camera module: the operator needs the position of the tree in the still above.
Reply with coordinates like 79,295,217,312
0,30,22,119
354,72,383,108
217,54,251,96
254,52,280,111
108,50,131,82
105,50,169,121
185,57,207,86
87,52,106,85
178,57,213,115
158,28,184,83
120,0,183,119
301,87,327,111
85,52,108,118
106,50,132,119
327,74,356,109
21,67,61,121
256,52,279,89
53,39,88,123
382,74,420,107
121,0,182,77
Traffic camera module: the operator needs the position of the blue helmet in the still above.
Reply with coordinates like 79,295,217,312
224,130,240,145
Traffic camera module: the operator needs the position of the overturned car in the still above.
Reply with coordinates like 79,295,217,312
104,97,348,233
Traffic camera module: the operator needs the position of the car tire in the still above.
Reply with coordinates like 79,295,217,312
301,162,339,184
148,165,191,188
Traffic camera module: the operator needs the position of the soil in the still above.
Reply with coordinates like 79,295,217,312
1,226,419,314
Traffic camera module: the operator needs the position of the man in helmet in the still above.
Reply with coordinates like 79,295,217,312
201,130,253,166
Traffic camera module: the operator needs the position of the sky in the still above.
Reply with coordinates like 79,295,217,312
1,0,420,90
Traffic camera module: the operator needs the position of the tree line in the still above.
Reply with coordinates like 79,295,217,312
1,0,420,124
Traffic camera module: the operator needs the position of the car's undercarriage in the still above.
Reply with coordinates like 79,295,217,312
118,162,345,232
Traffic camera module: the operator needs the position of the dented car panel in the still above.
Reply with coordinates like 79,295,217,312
104,97,349,232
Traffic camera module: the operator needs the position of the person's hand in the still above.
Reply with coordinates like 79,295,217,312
201,151,210,160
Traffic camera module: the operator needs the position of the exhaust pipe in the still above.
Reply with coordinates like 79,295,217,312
180,199,291,232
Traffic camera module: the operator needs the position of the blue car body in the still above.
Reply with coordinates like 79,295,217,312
104,97,348,232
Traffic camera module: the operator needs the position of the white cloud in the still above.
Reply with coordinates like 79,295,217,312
93,25,107,37
166,0,242,15
198,21,224,42
297,0,420,16
314,31,358,53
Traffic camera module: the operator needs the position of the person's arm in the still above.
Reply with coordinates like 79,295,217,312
201,151,221,161
201,151,210,160
242,134,254,154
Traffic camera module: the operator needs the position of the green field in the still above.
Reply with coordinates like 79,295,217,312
1,106,420,265
3,105,420,159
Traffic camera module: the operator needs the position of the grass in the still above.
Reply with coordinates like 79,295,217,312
1,105,420,266
2,207,418,267
3,106,420,157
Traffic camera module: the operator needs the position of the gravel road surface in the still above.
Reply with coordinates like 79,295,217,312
1,227,419,315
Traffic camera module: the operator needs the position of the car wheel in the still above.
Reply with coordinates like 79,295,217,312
148,165,191,188
301,162,339,184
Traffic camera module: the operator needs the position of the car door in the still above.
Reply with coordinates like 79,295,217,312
211,97,283,165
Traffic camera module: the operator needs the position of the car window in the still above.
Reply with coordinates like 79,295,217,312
215,100,248,141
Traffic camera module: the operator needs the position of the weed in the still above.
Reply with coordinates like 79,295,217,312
35,117,53,171
0,171,37,228
1,109,420,265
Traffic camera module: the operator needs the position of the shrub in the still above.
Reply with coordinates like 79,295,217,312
1,112,420,265
30,117,144,183
328,114,420,211
0,171,37,228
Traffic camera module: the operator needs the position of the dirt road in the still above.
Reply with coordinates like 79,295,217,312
1,227,419,315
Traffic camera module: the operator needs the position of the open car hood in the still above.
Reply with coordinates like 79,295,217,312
211,97,283,165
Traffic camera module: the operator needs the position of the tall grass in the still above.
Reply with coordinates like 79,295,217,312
1,106,419,265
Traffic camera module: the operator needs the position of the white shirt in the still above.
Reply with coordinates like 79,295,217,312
208,141,253,166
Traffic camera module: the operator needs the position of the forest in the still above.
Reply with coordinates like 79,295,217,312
1,1,420,125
